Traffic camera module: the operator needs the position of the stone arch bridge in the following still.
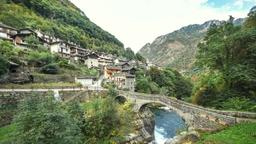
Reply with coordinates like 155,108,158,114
0,88,255,131
117,91,256,130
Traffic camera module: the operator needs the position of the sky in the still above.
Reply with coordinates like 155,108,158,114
70,0,256,52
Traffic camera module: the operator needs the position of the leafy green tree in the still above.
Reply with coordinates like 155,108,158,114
148,67,166,87
14,94,82,144
83,97,120,142
123,47,135,60
108,87,118,97
135,53,146,63
136,77,151,93
193,10,256,111
135,67,192,99
0,40,17,58
0,56,9,77
27,51,55,67
24,35,47,51
245,6,256,28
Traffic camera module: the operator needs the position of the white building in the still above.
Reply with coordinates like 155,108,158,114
75,76,97,87
50,41,71,58
84,53,99,68
0,23,17,41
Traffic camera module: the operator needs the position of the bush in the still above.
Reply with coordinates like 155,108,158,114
83,97,120,141
222,97,256,112
27,51,55,67
14,94,82,144
0,40,17,58
192,71,226,105
0,56,9,77
136,67,192,99
58,60,77,70
40,63,60,74
135,77,151,93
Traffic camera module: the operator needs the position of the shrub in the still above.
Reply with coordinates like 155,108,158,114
0,40,17,58
40,63,60,74
58,60,77,70
14,94,82,144
222,97,256,112
0,56,9,77
27,51,55,67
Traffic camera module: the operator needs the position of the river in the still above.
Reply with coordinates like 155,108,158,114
152,107,186,144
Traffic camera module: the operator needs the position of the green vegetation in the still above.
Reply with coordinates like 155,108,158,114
0,40,98,77
135,53,146,63
0,0,125,55
0,40,20,77
0,89,135,143
0,124,16,143
123,47,136,60
81,98,134,143
0,56,9,77
14,95,82,144
0,82,82,89
191,9,256,112
136,67,192,99
40,63,60,74
197,122,256,144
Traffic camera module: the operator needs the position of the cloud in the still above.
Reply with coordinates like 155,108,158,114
70,0,253,52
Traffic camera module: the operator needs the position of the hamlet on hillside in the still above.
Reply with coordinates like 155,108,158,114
0,23,158,91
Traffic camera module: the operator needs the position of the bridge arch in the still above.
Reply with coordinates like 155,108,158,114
115,95,128,104
139,102,167,112
137,101,187,120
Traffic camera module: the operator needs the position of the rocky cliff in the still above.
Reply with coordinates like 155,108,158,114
139,19,244,72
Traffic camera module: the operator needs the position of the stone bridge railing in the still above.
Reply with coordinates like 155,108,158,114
118,91,256,126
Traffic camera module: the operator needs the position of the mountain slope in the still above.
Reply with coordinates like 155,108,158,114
0,0,124,55
139,19,244,72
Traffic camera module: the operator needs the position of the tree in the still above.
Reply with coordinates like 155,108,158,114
135,53,146,63
83,97,120,142
245,6,256,28
0,40,17,58
27,51,55,67
0,55,9,77
193,11,256,111
14,94,82,144
24,35,46,51
123,47,135,60
136,77,151,93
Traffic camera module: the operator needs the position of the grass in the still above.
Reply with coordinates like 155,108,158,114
197,122,256,144
0,124,16,143
0,82,82,89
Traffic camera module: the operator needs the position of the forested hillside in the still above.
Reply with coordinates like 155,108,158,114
0,0,124,55
191,7,256,112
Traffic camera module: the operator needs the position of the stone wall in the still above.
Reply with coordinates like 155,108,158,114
60,90,108,102
33,73,75,83
0,91,52,126
122,107,155,144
